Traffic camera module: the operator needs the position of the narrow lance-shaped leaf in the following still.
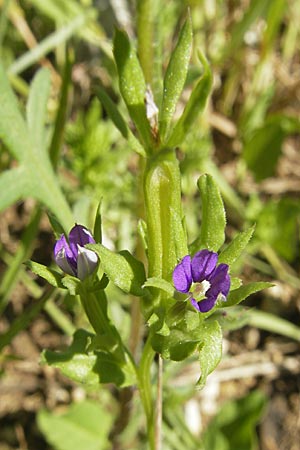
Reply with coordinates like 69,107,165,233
95,86,146,156
218,225,255,265
224,282,273,307
167,51,213,147
113,28,151,149
190,174,226,254
49,50,72,168
88,244,146,296
26,67,51,155
159,14,193,141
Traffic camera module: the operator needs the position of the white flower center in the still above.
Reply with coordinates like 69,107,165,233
193,279,211,298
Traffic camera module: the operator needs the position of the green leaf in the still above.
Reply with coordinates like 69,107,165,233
197,320,222,389
37,400,112,450
215,307,250,332
218,226,255,265
246,308,300,341
0,167,30,211
49,51,72,168
203,391,267,450
25,260,64,288
95,86,146,156
159,14,193,141
0,64,31,161
93,199,102,244
225,282,273,307
190,174,226,253
143,277,174,296
243,115,300,181
0,64,74,231
243,121,285,181
113,28,151,148
88,244,146,296
254,198,300,262
42,329,136,387
151,327,199,361
26,68,51,154
262,0,286,54
167,50,213,147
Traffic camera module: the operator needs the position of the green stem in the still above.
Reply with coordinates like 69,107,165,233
141,148,187,448
155,355,163,450
138,335,156,450
144,149,188,286
79,289,111,336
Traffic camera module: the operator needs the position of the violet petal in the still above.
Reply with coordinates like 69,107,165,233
54,234,77,275
190,297,201,312
206,263,230,298
198,296,217,312
54,247,76,276
191,250,218,283
173,255,192,293
69,224,95,258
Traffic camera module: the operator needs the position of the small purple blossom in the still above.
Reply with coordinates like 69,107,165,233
173,250,230,312
54,224,98,280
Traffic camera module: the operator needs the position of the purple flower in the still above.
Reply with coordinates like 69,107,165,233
54,224,98,280
173,250,230,312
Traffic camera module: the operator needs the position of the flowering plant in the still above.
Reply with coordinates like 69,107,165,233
19,13,273,450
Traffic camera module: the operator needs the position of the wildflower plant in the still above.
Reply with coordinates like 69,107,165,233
1,10,273,450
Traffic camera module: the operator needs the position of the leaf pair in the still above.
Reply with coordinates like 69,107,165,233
100,14,212,155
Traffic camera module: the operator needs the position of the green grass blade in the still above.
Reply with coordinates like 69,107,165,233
0,64,31,161
222,0,272,60
49,50,72,168
26,68,51,154
246,308,300,342
8,13,89,75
